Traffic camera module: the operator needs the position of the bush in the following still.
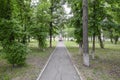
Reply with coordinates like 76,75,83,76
0,74,10,80
4,42,28,67
38,36,47,50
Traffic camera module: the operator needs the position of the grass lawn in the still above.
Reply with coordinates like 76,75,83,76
0,40,57,80
65,41,120,80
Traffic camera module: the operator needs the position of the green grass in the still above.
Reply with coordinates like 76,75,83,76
65,41,120,80
0,40,57,80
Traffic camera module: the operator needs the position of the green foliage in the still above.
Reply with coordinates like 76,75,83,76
0,0,12,19
99,1,120,44
4,42,28,66
89,0,106,35
64,28,75,37
29,23,48,49
69,0,83,43
0,74,10,80
0,19,23,42
28,1,50,49
0,0,29,66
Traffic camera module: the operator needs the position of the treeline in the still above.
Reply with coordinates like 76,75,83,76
67,0,120,66
0,0,119,67
0,0,64,67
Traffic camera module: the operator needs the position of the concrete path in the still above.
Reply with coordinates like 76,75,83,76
37,42,81,80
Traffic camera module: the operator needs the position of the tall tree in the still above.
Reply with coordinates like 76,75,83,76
49,0,53,47
49,0,63,47
0,0,29,67
16,0,32,44
70,0,83,54
29,0,50,50
82,0,89,66
89,0,107,59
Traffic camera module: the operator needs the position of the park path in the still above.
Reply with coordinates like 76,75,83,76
37,42,81,80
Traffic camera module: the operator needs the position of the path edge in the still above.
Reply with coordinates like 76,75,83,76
36,43,58,80
64,43,84,80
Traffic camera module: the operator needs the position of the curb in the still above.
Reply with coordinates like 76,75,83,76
36,43,58,80
64,43,83,80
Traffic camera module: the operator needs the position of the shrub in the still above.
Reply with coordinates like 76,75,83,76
0,74,10,80
4,42,28,67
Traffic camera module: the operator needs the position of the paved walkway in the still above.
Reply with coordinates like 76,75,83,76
38,42,81,80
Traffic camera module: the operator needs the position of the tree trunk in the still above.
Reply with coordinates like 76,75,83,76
22,36,27,44
114,36,119,44
91,33,95,59
97,28,104,49
98,33,104,49
49,22,52,48
38,37,42,49
110,31,113,43
22,26,27,44
49,1,53,48
82,0,89,67
110,37,113,43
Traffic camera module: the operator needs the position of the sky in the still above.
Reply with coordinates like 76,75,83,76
31,0,39,5
63,3,73,18
31,0,39,3
31,0,73,18
31,0,71,14
63,3,71,14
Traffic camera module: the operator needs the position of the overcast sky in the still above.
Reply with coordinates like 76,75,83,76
31,0,73,18
31,0,39,5
63,4,71,14
32,0,39,3
31,0,71,14
63,3,73,18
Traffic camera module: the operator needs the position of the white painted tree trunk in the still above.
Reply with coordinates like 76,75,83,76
83,53,89,66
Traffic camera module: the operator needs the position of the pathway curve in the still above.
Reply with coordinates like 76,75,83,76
37,42,81,80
